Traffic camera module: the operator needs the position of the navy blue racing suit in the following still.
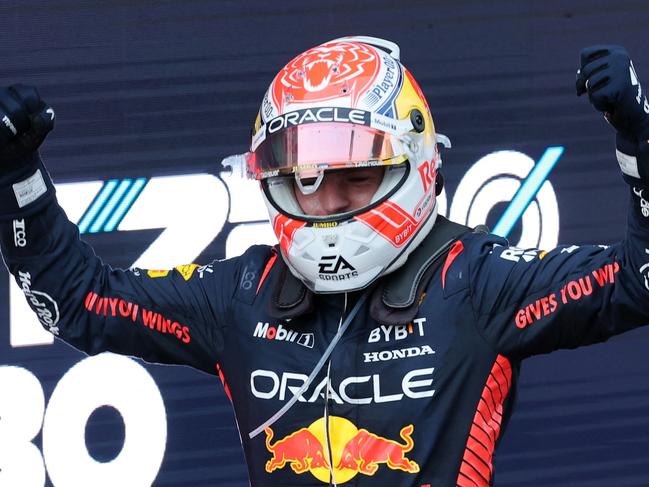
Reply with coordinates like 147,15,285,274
2,153,649,487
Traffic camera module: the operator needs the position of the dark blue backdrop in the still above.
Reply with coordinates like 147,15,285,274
2,1,649,485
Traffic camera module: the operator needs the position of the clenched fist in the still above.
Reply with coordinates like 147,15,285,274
0,84,55,166
578,45,649,183
577,45,649,141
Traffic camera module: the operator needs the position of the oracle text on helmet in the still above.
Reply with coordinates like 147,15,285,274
266,107,371,134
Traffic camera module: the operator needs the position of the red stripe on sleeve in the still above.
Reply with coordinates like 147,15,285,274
457,355,512,486
459,459,489,487
481,386,498,417
474,409,498,440
463,448,492,482
457,472,480,487
487,373,504,403
470,427,494,452
493,356,513,389
466,436,492,465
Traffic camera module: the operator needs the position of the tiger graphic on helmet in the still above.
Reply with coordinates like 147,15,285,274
271,40,380,110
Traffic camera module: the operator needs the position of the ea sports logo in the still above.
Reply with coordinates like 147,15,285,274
318,255,355,274
318,255,358,282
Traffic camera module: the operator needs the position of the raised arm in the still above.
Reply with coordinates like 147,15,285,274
0,85,255,374
463,46,649,359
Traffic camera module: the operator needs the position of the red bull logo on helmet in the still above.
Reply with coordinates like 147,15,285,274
264,416,419,484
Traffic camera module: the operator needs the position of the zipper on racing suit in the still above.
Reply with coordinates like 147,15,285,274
323,292,347,486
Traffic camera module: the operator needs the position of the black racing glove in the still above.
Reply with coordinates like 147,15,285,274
577,45,649,185
0,84,55,168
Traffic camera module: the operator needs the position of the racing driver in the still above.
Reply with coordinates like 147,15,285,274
1,37,649,486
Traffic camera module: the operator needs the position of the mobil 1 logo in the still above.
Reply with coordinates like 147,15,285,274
253,321,314,349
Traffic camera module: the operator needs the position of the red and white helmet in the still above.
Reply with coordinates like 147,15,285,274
243,36,449,293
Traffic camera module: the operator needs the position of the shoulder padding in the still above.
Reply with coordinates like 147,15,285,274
369,216,472,325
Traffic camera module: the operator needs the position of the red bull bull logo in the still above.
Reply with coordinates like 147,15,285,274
264,416,419,484
336,424,419,475
265,427,329,473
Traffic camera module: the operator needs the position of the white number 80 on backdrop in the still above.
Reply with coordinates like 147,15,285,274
0,354,166,487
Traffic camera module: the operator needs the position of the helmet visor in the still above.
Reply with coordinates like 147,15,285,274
247,122,409,180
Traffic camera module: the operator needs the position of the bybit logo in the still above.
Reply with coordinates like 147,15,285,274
368,318,426,344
